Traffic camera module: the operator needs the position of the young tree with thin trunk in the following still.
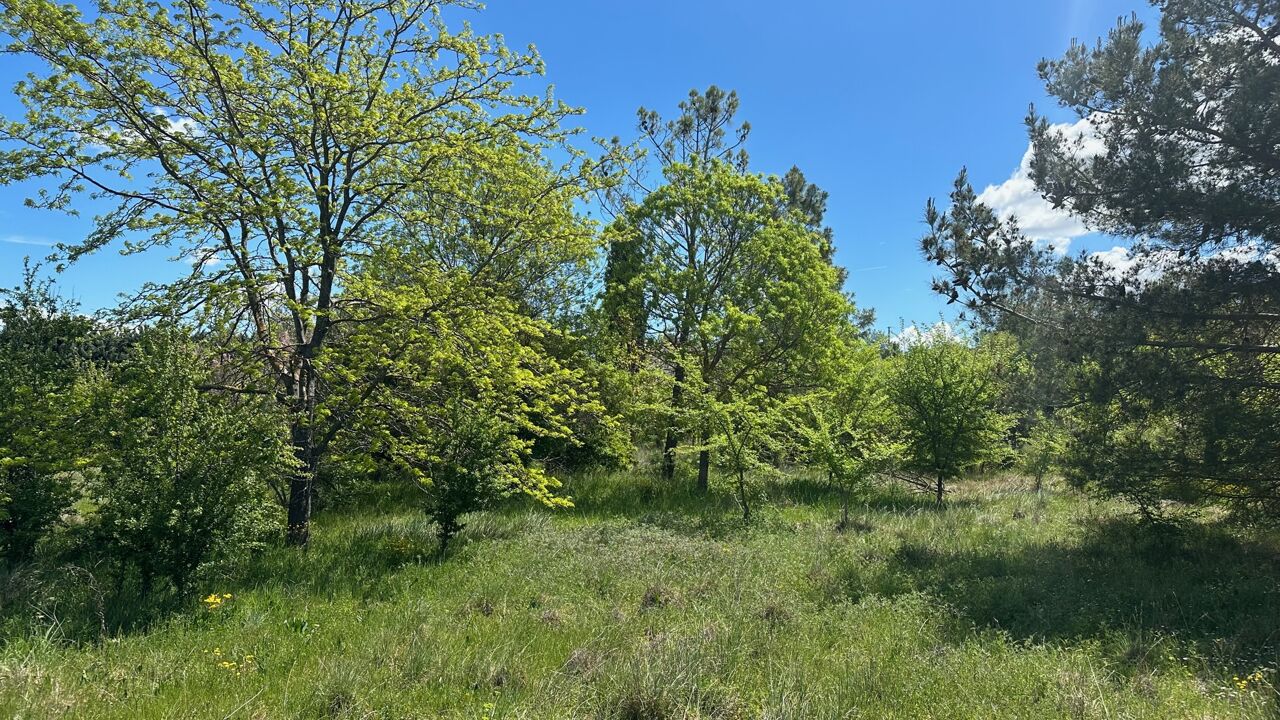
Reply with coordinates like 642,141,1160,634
787,340,901,528
320,173,603,551
889,334,1012,504
709,394,778,523
1020,411,1066,495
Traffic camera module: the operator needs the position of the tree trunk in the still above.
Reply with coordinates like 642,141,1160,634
935,474,945,505
285,368,319,547
661,364,685,482
285,471,313,547
285,415,317,546
738,469,750,523
661,432,678,482
697,445,710,494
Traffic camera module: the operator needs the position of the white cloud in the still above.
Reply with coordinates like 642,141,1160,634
1090,242,1280,288
1091,246,1140,275
977,117,1104,253
147,106,205,138
1089,246,1167,288
891,321,959,349
78,108,203,155
1212,244,1280,268
186,245,225,270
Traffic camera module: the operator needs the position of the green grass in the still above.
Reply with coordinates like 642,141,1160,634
2,471,1278,718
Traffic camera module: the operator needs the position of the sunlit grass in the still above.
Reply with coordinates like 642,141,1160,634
1,471,1277,718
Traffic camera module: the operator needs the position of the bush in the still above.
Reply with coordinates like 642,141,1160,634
82,329,292,595
0,271,94,564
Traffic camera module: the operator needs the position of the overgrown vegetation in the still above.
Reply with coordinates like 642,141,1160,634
0,0,1276,715
2,475,1277,718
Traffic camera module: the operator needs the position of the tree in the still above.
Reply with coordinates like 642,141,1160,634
781,165,853,291
83,328,291,595
708,394,780,523
321,225,602,551
1019,411,1066,495
889,334,1012,504
786,340,901,528
603,87,852,490
601,86,750,482
921,1,1280,521
0,0,600,545
616,160,850,491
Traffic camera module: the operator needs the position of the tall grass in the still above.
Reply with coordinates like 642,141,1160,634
1,471,1276,718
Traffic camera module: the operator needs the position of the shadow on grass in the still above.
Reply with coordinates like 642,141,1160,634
550,467,877,539
0,487,466,643
558,468,731,516
558,468,976,529
0,559,167,641
835,517,1280,671
552,468,745,539
762,473,983,515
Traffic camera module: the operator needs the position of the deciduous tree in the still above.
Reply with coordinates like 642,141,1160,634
0,0,599,544
889,335,1012,503
787,340,900,528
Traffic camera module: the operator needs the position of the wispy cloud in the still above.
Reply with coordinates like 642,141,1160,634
1,235,58,247
186,245,225,270
148,106,205,138
850,265,888,273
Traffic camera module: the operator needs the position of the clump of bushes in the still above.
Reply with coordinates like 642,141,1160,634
80,329,293,595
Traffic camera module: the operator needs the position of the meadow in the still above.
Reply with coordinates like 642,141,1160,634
3,473,1277,719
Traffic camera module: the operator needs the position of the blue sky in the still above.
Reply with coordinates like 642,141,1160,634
0,0,1155,326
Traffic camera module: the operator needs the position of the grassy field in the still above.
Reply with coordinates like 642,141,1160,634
2,471,1278,719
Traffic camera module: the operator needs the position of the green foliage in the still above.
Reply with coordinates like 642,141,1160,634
786,340,901,525
1020,411,1067,492
599,228,649,360
889,335,1014,502
524,327,636,474
322,226,604,549
82,329,292,594
704,393,783,522
921,1,1280,523
0,0,608,544
0,270,94,563
607,89,854,487
409,397,532,551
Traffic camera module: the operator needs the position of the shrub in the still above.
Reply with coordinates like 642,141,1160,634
82,329,292,595
0,270,94,564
